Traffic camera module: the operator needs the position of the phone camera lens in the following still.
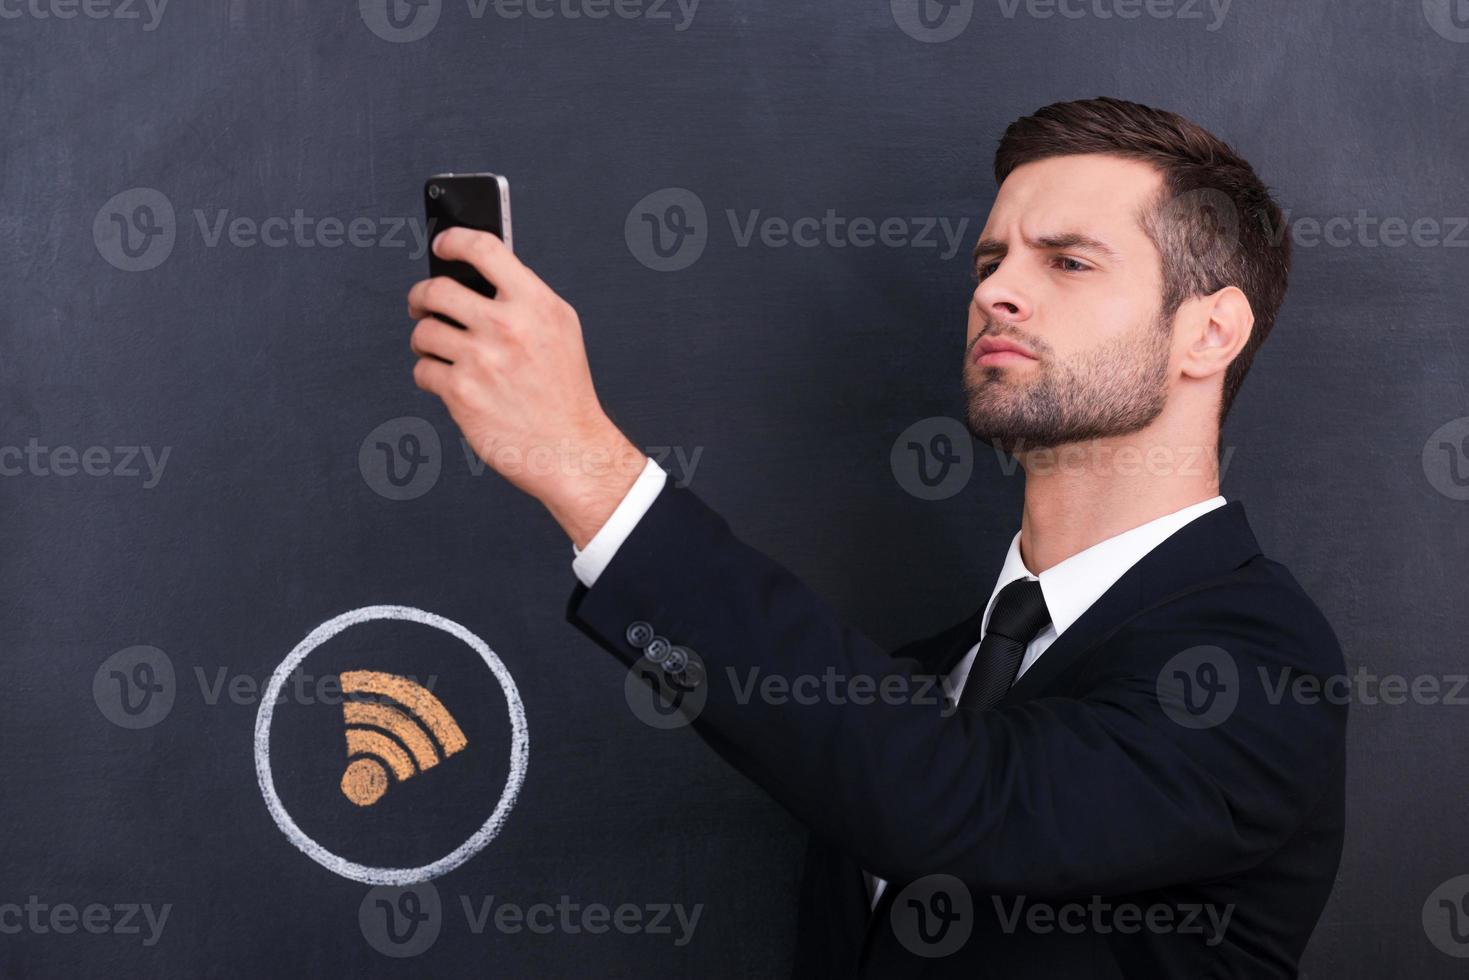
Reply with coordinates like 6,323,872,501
429,185,443,200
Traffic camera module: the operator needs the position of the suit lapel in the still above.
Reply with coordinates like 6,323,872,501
1002,499,1262,703
913,501,1261,698
908,502,1261,694
926,604,993,679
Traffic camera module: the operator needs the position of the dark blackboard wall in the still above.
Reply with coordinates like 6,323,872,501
3,2,1467,976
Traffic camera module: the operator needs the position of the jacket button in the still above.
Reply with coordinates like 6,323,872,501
662,645,689,675
670,653,705,691
626,621,655,649
643,635,672,663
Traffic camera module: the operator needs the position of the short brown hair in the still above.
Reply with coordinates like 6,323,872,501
994,97,1290,428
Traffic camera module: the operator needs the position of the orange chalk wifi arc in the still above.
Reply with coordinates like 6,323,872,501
338,671,468,806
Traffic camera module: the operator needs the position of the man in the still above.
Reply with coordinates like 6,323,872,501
405,97,1346,977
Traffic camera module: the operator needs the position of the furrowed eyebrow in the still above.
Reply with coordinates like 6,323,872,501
971,232,1120,265
972,238,1007,263
1032,232,1120,260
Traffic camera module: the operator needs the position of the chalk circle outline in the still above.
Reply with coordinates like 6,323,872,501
253,604,529,886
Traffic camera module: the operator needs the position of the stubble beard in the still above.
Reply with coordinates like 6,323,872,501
963,311,1174,456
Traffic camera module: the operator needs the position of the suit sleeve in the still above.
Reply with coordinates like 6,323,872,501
565,480,1348,898
570,457,670,587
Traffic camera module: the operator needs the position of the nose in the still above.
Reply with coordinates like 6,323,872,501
973,260,1032,324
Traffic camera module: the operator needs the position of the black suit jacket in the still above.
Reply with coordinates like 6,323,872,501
567,475,1347,978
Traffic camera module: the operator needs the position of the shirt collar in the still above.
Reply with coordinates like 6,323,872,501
982,495,1228,640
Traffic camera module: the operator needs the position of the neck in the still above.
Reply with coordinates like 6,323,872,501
1015,429,1220,574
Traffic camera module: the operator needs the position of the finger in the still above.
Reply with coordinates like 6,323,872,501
410,316,475,363
412,355,454,396
432,226,537,300
407,275,503,331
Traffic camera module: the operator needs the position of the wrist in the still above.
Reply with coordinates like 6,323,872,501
544,422,647,549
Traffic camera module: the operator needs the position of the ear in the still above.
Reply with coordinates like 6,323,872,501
1179,285,1254,382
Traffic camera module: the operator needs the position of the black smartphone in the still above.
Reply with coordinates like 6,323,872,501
424,173,513,321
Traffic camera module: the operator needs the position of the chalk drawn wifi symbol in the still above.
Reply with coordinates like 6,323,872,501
339,671,469,806
254,605,529,885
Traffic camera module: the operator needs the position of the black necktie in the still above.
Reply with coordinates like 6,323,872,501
956,578,1051,711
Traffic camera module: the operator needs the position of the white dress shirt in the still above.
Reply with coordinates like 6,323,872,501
570,458,1225,909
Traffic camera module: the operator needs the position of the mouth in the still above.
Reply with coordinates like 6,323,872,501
973,335,1039,367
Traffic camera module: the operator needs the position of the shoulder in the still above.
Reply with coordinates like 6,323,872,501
1128,554,1345,681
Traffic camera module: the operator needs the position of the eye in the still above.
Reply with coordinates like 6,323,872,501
1054,256,1091,273
974,261,1000,281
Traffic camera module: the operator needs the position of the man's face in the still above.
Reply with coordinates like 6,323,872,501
964,153,1175,455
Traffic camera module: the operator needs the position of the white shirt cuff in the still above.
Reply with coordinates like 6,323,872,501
571,456,668,587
